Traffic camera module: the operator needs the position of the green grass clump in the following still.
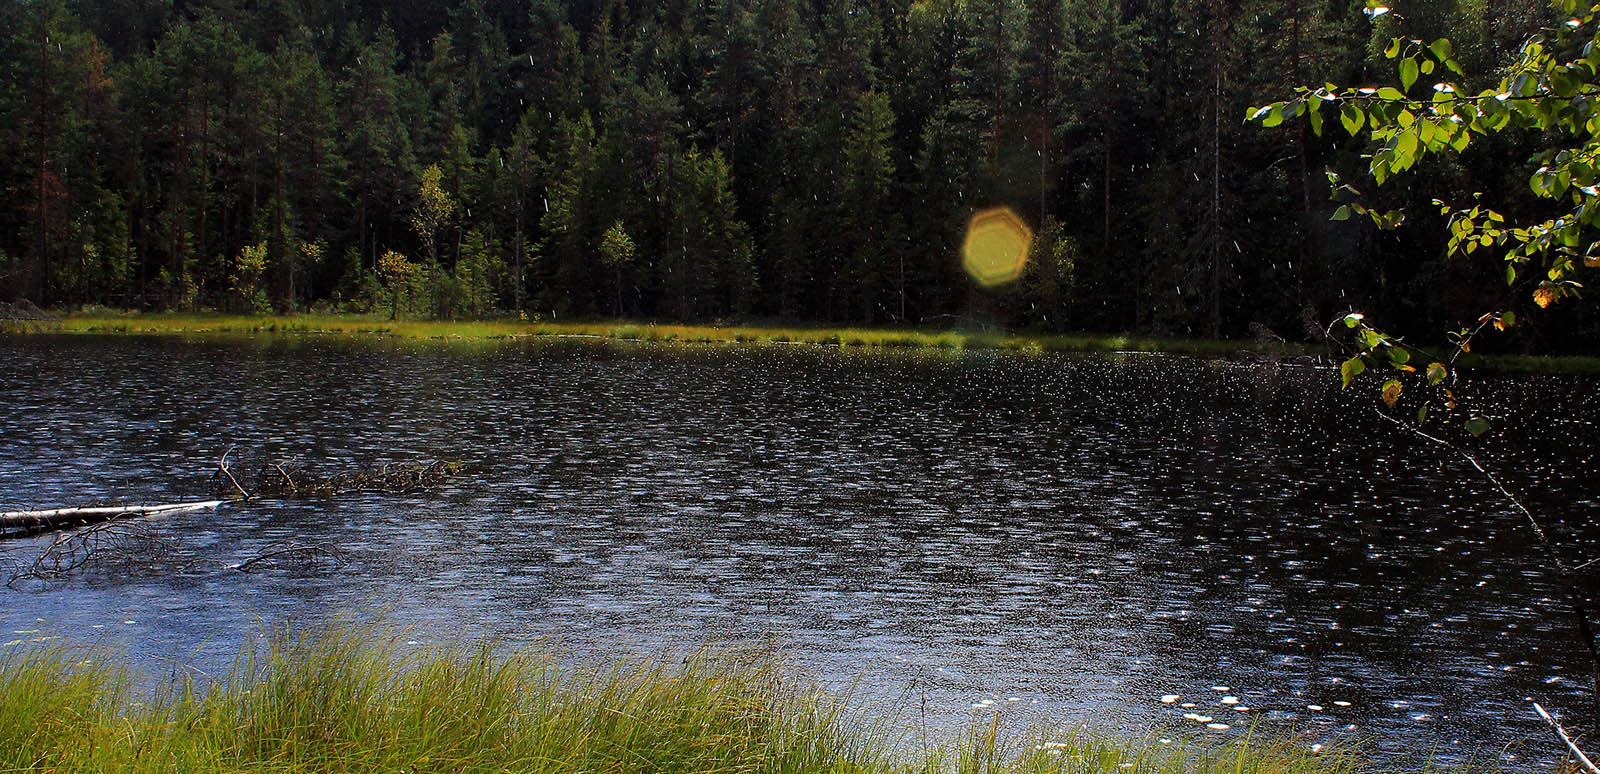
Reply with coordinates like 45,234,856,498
0,626,1423,774
1,627,875,773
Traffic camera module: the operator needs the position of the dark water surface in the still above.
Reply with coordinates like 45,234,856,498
2,335,1598,766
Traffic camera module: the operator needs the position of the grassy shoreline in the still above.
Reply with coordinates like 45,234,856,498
7,310,1595,373
11,310,1296,356
1,626,1384,773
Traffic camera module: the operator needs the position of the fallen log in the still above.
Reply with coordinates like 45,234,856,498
0,500,225,540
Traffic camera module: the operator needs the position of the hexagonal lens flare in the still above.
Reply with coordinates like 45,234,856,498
961,207,1033,287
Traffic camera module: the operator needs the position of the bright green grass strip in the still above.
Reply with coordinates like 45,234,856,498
40,312,1276,357
0,626,1458,774
32,311,1600,373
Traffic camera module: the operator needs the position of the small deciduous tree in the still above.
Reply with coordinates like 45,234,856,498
412,163,456,318
376,249,420,320
598,220,634,317
1252,0,1600,728
455,227,502,317
231,241,269,314
1024,218,1078,332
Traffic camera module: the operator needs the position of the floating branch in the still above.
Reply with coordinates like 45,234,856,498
0,500,224,540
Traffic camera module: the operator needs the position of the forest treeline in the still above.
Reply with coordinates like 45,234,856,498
1,0,1589,349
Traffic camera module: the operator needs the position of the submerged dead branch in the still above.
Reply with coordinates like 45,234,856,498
4,514,180,587
4,454,462,585
230,541,346,573
211,458,463,499
218,446,250,499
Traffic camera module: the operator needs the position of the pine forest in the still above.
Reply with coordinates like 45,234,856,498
0,0,1584,351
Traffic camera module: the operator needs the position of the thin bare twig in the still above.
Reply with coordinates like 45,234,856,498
6,515,181,586
1371,406,1600,712
269,462,297,496
219,446,250,500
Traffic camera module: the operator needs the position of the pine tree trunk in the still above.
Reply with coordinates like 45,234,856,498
513,208,525,312
34,30,51,305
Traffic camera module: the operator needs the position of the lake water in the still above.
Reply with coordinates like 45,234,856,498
1,334,1597,766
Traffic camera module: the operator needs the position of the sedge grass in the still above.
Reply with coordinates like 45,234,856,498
0,625,1454,774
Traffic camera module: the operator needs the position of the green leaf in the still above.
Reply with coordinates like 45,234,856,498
1331,205,1351,221
1513,72,1536,98
1341,103,1366,135
1394,131,1420,167
1340,356,1366,389
1501,309,1515,328
1400,58,1419,91
1308,101,1324,136
1465,415,1491,436
1386,346,1410,365
1506,264,1517,285
1262,105,1285,128
1486,104,1511,131
1428,38,1453,61
1417,403,1429,423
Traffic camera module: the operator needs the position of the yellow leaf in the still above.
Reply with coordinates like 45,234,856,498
1534,285,1557,308
1382,380,1403,408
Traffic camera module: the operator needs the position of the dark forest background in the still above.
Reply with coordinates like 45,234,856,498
1,0,1590,350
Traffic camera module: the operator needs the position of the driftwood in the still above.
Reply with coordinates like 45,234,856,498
1535,703,1600,774
1,453,461,583
0,500,224,540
